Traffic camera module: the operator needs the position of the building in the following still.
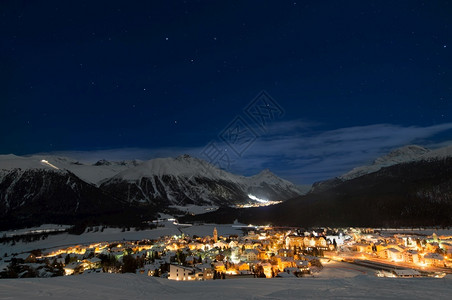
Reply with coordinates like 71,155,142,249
241,249,258,262
424,253,445,267
213,227,218,243
285,235,304,248
392,269,421,278
278,248,294,258
403,250,420,264
168,264,213,281
261,262,273,278
386,248,403,262
168,265,196,281
64,261,83,275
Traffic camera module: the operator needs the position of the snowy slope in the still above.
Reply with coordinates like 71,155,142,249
65,159,141,184
110,154,237,182
0,154,141,185
0,154,65,171
339,145,433,180
0,272,451,300
422,144,452,160
112,156,298,190
0,153,301,227
100,155,302,207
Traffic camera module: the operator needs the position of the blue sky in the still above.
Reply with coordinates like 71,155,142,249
0,1,451,184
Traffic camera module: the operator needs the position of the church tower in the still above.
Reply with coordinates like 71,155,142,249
213,227,218,243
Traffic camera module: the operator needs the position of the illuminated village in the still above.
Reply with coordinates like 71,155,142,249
1,225,451,280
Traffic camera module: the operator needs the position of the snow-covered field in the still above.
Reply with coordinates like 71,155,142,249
315,261,371,278
2,225,452,299
0,272,451,299
0,224,71,238
378,228,452,237
0,223,243,256
169,204,219,215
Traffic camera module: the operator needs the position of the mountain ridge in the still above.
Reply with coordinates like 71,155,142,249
184,144,452,227
0,154,302,229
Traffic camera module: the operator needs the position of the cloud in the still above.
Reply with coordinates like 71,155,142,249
42,147,204,163
42,121,452,185
230,121,452,183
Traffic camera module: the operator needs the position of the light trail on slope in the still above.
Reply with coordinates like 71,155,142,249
41,159,59,170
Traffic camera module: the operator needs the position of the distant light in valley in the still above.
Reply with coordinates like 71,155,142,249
248,194,268,203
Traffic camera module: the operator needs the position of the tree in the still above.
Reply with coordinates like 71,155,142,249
5,262,19,278
99,254,120,273
176,250,186,264
122,255,138,273
153,268,160,277
50,258,64,276
254,265,266,278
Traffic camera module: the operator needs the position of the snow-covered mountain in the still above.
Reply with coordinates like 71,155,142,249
0,167,129,230
0,153,301,229
197,144,452,227
0,154,141,185
311,144,452,193
338,144,452,181
100,155,302,207
339,145,430,180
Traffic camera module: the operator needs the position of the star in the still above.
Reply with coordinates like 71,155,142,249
444,45,447,48
165,37,169,41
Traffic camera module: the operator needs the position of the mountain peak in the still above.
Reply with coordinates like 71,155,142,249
256,169,275,177
94,159,111,166
177,154,192,160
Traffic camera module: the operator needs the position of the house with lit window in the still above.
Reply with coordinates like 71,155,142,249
278,248,294,257
386,248,403,262
168,264,196,281
423,253,445,267
241,249,258,261
403,250,420,264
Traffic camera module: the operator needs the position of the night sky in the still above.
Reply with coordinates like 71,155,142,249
1,1,451,184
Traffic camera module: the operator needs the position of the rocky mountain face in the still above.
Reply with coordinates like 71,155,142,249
99,155,302,207
0,169,130,230
186,145,452,227
0,154,301,229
